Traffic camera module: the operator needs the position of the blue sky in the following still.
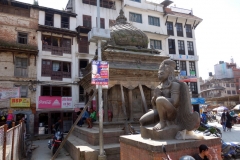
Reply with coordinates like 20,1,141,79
18,0,240,80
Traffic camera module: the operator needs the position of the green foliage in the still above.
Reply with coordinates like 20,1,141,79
0,40,38,51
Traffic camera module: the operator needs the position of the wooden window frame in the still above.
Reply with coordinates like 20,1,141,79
187,41,194,55
17,32,28,44
186,24,192,38
82,0,115,9
79,85,85,102
167,21,174,36
14,57,28,77
79,59,89,77
176,23,183,37
148,16,160,26
41,85,72,97
83,15,92,28
150,39,162,50
189,61,196,76
61,16,69,29
45,13,54,26
168,39,175,54
96,17,105,29
129,12,142,23
178,40,185,55
180,61,187,75
78,36,89,53
15,85,28,98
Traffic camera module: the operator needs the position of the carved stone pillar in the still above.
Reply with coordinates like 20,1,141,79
103,89,108,122
128,88,133,121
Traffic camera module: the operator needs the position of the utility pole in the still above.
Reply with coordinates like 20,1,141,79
88,0,110,159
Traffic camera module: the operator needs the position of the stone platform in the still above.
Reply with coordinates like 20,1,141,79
64,121,140,160
120,134,222,160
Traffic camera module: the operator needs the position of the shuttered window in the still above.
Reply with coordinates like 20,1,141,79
14,57,28,77
83,15,92,28
129,12,142,23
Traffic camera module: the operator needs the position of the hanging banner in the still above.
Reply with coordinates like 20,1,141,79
191,98,205,104
62,97,73,108
38,96,62,109
91,61,109,85
0,87,20,101
10,98,31,107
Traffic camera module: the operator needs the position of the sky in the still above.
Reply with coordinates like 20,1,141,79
18,0,240,80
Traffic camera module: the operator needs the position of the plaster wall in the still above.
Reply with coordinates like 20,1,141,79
54,14,61,28
70,17,77,30
39,11,45,25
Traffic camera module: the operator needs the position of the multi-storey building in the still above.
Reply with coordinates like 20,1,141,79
35,5,79,134
0,1,39,133
66,0,202,111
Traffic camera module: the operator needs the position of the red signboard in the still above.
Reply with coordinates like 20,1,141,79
38,96,62,109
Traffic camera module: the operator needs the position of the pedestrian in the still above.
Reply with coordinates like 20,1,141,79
86,108,96,128
221,110,227,132
52,118,61,134
77,108,89,127
6,110,14,129
226,111,233,131
193,144,212,160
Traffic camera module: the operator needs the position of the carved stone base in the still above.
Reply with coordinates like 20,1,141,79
140,124,181,140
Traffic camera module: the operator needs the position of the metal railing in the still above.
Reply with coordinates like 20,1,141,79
0,121,24,160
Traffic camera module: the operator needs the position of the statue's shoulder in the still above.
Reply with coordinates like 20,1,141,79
171,81,180,88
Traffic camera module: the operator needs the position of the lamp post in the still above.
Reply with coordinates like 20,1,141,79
88,0,110,159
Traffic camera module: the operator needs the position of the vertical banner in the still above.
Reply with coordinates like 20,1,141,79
91,61,109,85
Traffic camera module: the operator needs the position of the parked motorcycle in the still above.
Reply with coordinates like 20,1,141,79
48,130,64,155
196,122,222,138
221,140,240,160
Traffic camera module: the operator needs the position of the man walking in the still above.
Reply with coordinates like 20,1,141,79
221,110,227,132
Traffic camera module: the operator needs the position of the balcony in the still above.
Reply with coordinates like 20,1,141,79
45,20,53,26
50,71,71,80
42,45,71,55
61,22,69,29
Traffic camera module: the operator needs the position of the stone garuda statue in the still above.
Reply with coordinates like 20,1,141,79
139,59,200,140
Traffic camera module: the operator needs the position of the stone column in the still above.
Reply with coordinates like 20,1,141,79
103,89,108,122
128,88,133,121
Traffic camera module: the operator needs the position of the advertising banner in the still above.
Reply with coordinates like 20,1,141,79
0,87,20,101
91,61,109,85
38,96,62,109
62,97,73,108
10,98,31,107
191,98,205,104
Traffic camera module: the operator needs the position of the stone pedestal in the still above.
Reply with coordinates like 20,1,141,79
140,124,181,140
120,134,222,160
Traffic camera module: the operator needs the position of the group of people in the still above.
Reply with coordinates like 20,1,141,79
77,108,96,128
221,109,234,132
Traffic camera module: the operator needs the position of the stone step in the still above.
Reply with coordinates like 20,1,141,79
64,134,120,160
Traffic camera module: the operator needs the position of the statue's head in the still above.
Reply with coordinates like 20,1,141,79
158,59,176,82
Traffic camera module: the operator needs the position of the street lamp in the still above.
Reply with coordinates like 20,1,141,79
88,0,110,159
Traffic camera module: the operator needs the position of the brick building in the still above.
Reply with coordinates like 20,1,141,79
0,1,39,133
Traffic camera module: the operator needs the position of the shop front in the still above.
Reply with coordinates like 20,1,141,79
10,98,34,134
34,96,77,135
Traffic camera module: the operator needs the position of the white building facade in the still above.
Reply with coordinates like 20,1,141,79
35,6,79,134
65,0,202,109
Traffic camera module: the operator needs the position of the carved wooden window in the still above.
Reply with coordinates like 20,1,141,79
189,61,196,76
79,86,85,102
150,39,161,50
109,19,116,27
17,32,28,44
83,15,92,28
45,13,53,26
180,61,187,76
61,16,69,29
148,16,160,26
167,22,174,36
41,86,71,96
15,57,28,77
42,60,52,76
178,40,185,55
176,23,183,37
186,24,192,38
129,12,142,23
96,18,105,28
168,39,175,54
79,36,89,53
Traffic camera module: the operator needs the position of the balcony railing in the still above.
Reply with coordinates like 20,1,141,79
62,72,71,78
45,20,53,26
42,45,71,55
61,22,69,29
51,71,63,80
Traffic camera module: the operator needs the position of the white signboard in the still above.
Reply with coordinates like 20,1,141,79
0,87,20,101
62,97,73,108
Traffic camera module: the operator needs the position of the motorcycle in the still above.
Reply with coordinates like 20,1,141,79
196,122,222,138
48,130,64,155
161,144,194,160
221,140,240,159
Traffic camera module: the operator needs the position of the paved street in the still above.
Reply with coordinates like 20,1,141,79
31,139,72,160
208,121,240,143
